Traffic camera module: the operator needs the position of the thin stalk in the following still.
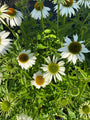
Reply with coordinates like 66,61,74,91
82,12,90,25
57,2,60,37
81,30,84,40
0,18,17,38
63,14,66,24
75,66,88,101
77,81,87,102
77,6,82,20
20,25,27,39
40,2,44,31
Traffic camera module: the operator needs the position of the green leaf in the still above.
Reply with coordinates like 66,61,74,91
37,44,47,49
44,29,52,34
67,108,76,119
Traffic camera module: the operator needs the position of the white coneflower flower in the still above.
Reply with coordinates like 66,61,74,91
17,50,36,69
6,8,23,27
41,56,65,83
58,34,90,64
16,113,32,120
79,102,90,119
31,71,49,89
54,0,79,17
0,4,9,21
0,31,12,55
78,0,90,8
31,2,50,20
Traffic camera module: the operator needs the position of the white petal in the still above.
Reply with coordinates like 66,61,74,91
58,61,65,66
64,36,72,43
59,67,65,72
72,55,78,64
77,54,83,62
81,47,90,53
80,53,85,60
54,75,57,82
61,52,70,58
73,34,78,41
58,46,68,52
56,73,62,81
59,71,65,76
68,54,73,62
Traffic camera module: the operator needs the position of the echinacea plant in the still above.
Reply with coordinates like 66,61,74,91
0,0,90,120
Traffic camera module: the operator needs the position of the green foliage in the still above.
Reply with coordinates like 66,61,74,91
0,0,90,120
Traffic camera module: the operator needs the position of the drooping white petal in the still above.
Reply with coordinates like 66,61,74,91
72,55,78,64
80,53,85,60
56,73,62,81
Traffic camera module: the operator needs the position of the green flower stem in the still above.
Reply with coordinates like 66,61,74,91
75,65,79,80
20,25,27,39
57,2,60,37
81,30,84,40
63,14,66,24
78,81,87,102
77,6,82,20
82,12,90,25
40,2,44,32
0,19,17,38
75,67,88,102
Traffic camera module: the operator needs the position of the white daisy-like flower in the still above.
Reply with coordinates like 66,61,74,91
41,56,65,83
17,50,36,69
0,31,12,55
0,4,9,21
16,113,32,120
31,2,50,20
58,34,90,64
54,0,80,17
6,8,23,27
31,71,49,89
79,102,90,119
77,0,90,8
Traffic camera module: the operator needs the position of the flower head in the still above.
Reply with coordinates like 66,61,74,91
6,8,23,27
70,87,80,97
0,96,15,117
0,31,12,55
31,71,49,89
58,34,90,64
78,0,90,8
6,62,15,72
54,0,79,17
41,55,65,83
16,113,32,120
17,50,36,69
59,97,69,106
31,2,50,20
79,102,90,119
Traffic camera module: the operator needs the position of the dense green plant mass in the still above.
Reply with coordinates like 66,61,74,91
0,0,90,120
